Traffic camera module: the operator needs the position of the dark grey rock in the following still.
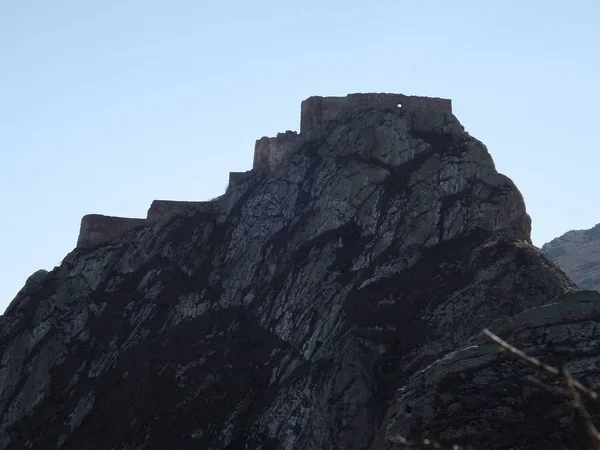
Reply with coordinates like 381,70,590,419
24,269,48,288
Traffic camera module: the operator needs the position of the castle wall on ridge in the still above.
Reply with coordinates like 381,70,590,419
77,214,147,248
252,93,454,173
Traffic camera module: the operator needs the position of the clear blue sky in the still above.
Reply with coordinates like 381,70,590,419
1,1,599,311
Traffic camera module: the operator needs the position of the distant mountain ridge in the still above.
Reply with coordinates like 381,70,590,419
542,223,600,291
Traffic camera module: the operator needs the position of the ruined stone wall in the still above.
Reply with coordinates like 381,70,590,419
300,93,452,135
147,200,219,220
252,131,302,172
77,214,147,248
253,93,457,175
228,170,255,187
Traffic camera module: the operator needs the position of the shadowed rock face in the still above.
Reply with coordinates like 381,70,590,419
542,224,600,292
0,99,584,450
374,290,600,450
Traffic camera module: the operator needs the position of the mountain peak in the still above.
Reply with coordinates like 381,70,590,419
1,93,590,450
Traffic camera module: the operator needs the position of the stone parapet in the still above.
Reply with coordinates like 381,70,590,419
252,131,302,173
77,214,147,248
228,170,255,187
300,93,453,136
147,200,219,220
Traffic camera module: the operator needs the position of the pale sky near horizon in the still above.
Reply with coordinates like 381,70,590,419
1,1,599,312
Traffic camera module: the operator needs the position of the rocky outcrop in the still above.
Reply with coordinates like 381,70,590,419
374,290,600,450
0,93,588,450
542,224,600,291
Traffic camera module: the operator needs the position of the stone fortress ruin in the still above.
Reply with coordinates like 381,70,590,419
77,93,457,248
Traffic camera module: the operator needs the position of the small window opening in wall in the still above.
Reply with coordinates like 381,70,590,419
397,103,402,108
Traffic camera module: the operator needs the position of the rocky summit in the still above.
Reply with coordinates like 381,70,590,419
1,93,597,450
543,224,600,292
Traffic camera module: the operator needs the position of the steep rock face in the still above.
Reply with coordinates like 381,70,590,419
0,96,580,450
542,224,600,291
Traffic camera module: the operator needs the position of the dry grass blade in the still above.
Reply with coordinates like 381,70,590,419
561,366,600,449
524,374,571,397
